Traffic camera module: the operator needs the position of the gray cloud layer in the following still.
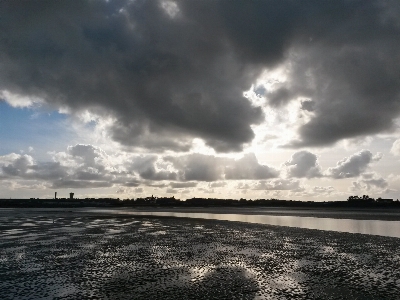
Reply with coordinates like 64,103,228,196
1,1,400,151
166,152,278,182
325,150,382,179
351,172,388,192
0,145,278,189
1,144,390,197
253,179,301,191
0,0,264,152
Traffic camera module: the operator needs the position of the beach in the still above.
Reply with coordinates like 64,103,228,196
1,209,399,299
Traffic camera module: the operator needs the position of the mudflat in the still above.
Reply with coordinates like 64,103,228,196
1,209,399,299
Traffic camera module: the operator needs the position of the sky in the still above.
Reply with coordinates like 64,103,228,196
1,0,400,201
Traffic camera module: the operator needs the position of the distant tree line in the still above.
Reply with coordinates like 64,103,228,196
0,194,399,208
347,195,397,205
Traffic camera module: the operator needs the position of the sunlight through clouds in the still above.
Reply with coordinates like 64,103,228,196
1,0,400,200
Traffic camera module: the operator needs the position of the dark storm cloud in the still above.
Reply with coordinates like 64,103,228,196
0,0,264,152
300,100,315,112
1,0,400,150
266,88,292,107
325,150,382,179
222,0,400,147
280,0,400,147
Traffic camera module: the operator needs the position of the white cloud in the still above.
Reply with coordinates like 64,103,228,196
165,154,223,182
312,186,335,195
127,155,177,181
325,150,382,179
253,179,301,191
166,152,279,182
225,153,279,180
390,139,400,156
283,150,322,178
0,145,137,189
209,181,227,188
0,90,43,108
160,0,180,18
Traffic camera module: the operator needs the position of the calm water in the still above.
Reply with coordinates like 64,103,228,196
88,209,400,238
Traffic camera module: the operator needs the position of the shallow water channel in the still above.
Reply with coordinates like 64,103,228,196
86,209,400,238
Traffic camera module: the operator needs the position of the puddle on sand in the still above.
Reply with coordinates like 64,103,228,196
90,209,400,238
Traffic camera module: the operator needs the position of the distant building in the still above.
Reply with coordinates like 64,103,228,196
55,192,57,199
69,193,74,200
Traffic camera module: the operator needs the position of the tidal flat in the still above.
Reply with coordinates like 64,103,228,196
1,210,399,299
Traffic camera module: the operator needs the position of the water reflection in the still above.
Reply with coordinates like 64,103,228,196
89,210,400,238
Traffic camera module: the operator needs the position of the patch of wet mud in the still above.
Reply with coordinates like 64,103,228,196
0,212,399,299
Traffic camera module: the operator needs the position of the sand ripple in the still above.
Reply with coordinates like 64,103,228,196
0,212,399,299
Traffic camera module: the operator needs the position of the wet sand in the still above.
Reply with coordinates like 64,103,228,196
1,210,399,299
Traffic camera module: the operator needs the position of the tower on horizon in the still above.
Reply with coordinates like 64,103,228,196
69,193,74,200
55,192,57,199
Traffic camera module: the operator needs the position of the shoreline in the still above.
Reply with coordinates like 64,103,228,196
6,206,400,221
129,206,400,221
